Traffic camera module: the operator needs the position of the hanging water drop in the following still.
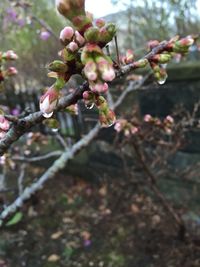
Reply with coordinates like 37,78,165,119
157,74,168,85
43,112,53,118
85,103,94,110
52,128,59,133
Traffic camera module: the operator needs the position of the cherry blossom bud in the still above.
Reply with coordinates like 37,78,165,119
40,87,59,118
152,53,171,64
60,26,74,45
68,41,79,52
84,27,99,43
144,114,153,122
99,109,116,127
48,60,68,73
96,57,115,81
56,0,85,20
165,115,174,124
3,50,18,60
81,43,103,64
173,36,194,53
134,59,148,68
75,30,85,46
95,18,106,28
125,49,134,63
147,40,159,50
84,60,97,81
98,23,116,46
0,115,10,131
89,81,108,93
6,66,18,76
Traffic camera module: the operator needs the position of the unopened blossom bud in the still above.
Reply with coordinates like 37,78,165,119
98,23,116,46
72,15,92,34
75,31,85,46
165,115,174,124
147,40,159,50
89,81,108,93
96,57,115,81
48,60,68,73
99,109,116,127
152,53,171,64
173,36,194,53
134,58,148,68
3,50,18,60
60,26,74,45
6,67,18,76
131,126,139,135
84,60,97,81
68,41,79,52
125,49,134,63
40,87,59,118
84,27,99,43
56,0,85,20
81,43,103,64
144,114,153,122
0,115,10,131
95,18,106,28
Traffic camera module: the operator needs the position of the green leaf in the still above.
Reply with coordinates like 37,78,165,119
6,212,23,226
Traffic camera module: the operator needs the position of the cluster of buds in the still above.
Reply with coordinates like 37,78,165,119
39,0,117,121
81,44,115,93
0,50,18,84
120,49,134,65
147,36,194,84
83,91,115,127
114,119,139,137
144,114,174,134
0,115,10,139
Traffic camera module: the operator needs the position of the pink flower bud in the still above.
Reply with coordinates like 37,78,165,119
144,114,152,122
95,18,106,28
165,115,174,124
0,115,10,131
40,87,59,118
96,57,115,81
56,0,85,20
6,67,18,76
68,41,79,52
60,26,74,45
3,50,18,60
84,61,97,81
89,81,108,93
75,31,85,46
125,49,134,63
147,40,160,50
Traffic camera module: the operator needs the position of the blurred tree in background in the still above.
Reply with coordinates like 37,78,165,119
111,0,200,51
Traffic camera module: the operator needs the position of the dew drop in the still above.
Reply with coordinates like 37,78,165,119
157,74,168,85
85,103,94,110
42,112,53,118
52,128,58,133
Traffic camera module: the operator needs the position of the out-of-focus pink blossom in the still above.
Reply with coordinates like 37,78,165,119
0,115,10,131
144,114,152,122
40,30,51,41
